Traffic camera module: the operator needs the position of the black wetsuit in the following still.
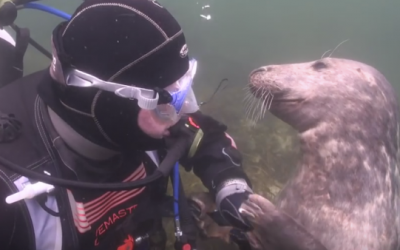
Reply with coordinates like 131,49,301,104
0,69,250,250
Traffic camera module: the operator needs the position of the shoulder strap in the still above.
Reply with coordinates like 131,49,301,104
12,25,29,73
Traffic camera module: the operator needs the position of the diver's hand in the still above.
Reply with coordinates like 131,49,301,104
216,178,253,231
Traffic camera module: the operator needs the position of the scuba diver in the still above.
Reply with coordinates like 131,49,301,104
0,0,254,249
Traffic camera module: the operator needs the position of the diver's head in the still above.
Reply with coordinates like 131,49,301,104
41,0,199,152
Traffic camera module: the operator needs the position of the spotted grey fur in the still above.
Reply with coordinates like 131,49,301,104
246,57,400,250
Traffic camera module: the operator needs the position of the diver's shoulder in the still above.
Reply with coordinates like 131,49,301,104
0,69,45,125
0,69,47,100
0,69,51,175
0,69,46,113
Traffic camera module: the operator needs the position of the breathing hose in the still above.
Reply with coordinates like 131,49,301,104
0,128,191,190
21,2,71,20
171,164,198,250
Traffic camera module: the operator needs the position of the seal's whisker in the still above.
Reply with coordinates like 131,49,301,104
267,93,274,111
253,90,273,122
246,86,262,116
328,39,349,58
247,96,260,122
253,91,267,122
244,88,255,104
259,101,268,121
243,87,275,123
255,85,263,97
242,91,253,105
243,84,250,91
244,94,257,119
243,91,257,115
245,100,256,120
242,85,251,91
257,91,268,122
260,91,270,113
247,105,256,122
321,49,331,59
253,88,266,121
242,85,250,93
243,85,277,123
243,88,256,111
250,97,261,122
245,95,256,113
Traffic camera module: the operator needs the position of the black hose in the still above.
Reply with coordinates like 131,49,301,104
0,133,192,191
0,153,163,190
0,117,196,191
199,78,229,106
10,23,52,59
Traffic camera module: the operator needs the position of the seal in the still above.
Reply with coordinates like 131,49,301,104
246,57,400,250
189,192,328,250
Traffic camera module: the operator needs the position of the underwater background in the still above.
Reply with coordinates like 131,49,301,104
10,0,400,249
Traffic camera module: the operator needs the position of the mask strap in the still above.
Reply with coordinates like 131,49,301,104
50,22,73,85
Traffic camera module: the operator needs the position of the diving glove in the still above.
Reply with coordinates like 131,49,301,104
215,178,253,231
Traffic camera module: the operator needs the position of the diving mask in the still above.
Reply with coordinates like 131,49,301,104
63,58,199,122
154,58,198,122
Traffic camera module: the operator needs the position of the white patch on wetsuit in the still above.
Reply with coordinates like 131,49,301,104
0,28,15,46
14,176,62,250
145,151,160,167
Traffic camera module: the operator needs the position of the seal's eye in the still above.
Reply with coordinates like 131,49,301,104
312,61,328,70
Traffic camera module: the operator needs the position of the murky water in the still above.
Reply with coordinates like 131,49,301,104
8,0,400,249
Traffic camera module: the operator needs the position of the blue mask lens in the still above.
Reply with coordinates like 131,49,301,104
167,59,197,114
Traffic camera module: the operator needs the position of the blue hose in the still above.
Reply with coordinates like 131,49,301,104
22,2,71,20
173,162,180,221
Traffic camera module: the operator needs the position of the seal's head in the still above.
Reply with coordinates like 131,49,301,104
248,58,398,135
248,58,400,250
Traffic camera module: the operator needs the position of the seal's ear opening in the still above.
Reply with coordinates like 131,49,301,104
312,61,328,71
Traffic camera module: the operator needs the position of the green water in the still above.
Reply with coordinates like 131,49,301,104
9,0,400,249
17,0,400,88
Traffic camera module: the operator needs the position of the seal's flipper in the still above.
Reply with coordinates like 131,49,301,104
240,194,328,250
188,192,234,243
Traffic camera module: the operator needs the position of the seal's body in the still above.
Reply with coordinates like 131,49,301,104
248,57,400,250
